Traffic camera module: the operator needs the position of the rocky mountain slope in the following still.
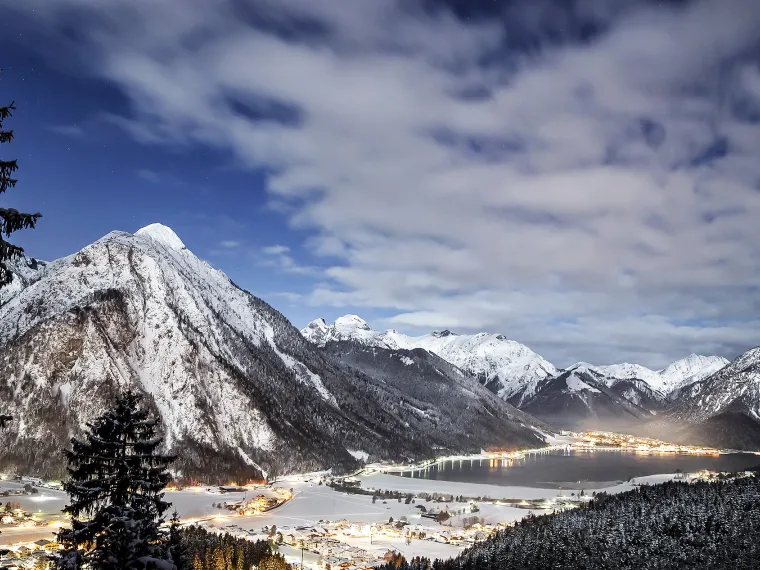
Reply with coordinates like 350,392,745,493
0,225,549,480
675,347,760,421
519,368,656,429
569,355,730,396
669,347,760,449
302,316,557,405
302,317,731,422
321,342,548,452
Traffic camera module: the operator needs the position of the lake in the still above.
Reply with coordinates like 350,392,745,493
391,449,760,488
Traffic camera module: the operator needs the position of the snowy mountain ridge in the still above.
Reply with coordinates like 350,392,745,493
303,316,730,401
672,346,760,422
302,315,558,405
568,354,730,395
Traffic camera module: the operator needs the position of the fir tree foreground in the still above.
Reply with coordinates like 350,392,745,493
0,79,42,288
54,391,177,570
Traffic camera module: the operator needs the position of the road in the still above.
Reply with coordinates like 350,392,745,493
0,525,59,546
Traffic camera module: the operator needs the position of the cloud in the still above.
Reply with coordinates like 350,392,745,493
15,0,760,367
136,169,160,183
219,240,240,249
261,245,290,256
48,124,83,137
259,244,317,275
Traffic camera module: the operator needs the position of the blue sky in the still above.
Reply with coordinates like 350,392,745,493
1,0,759,367
1,29,340,328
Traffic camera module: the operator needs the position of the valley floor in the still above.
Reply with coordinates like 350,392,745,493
1,462,750,567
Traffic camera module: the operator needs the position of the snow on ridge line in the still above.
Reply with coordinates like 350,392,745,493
135,223,186,250
304,315,733,400
264,322,338,408
302,315,559,404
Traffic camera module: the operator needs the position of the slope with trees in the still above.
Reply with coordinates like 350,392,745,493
380,474,760,570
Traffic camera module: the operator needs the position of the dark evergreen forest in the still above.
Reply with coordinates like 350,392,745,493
380,472,760,570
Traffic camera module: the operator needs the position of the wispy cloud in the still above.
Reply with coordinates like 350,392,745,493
16,0,760,366
261,245,290,256
136,169,160,184
48,124,83,137
259,244,318,276
219,240,240,249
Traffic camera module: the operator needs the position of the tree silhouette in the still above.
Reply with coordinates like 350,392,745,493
0,78,41,287
54,390,176,569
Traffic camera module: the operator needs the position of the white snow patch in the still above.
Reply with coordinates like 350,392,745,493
135,223,186,250
57,382,72,407
347,449,370,462
565,374,600,393
264,323,339,408
237,447,268,479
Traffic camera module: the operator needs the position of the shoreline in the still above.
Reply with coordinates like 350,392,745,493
354,443,758,479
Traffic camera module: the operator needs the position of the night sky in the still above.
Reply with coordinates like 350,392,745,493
1,0,759,367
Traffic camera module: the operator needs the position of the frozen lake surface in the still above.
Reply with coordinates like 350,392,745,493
390,449,760,488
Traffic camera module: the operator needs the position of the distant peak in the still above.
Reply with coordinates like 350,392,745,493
305,318,328,330
431,330,455,338
135,223,186,251
335,314,371,330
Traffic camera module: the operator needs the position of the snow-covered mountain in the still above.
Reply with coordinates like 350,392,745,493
1,256,47,302
668,347,760,451
568,355,729,396
0,225,548,479
302,316,557,405
303,317,730,408
673,347,760,423
658,354,731,394
519,368,656,429
321,341,549,451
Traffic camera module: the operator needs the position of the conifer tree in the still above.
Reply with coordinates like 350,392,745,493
258,554,290,570
0,80,42,287
54,390,176,570
168,511,189,570
211,549,226,570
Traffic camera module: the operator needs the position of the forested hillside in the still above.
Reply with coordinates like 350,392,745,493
382,472,760,570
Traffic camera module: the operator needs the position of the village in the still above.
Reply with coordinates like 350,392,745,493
567,431,728,455
0,452,754,569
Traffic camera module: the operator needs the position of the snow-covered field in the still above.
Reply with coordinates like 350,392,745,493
0,470,694,562
358,472,671,501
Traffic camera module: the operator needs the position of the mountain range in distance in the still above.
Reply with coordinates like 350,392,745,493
301,315,729,404
0,224,757,483
302,316,759,447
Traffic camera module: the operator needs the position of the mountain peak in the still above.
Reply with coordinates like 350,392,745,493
301,314,557,404
432,329,456,338
306,317,328,329
335,314,371,331
135,223,186,251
